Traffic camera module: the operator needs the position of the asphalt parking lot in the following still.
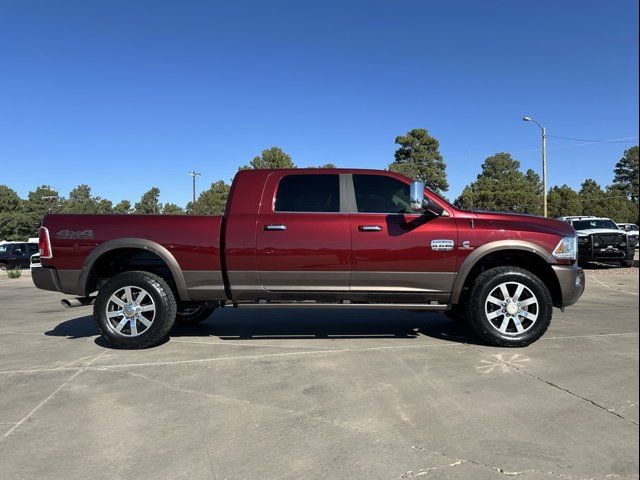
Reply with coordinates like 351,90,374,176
0,270,638,480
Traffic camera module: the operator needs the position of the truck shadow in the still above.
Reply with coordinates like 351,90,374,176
45,309,481,346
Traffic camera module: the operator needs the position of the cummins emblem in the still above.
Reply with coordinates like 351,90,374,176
430,239,454,251
55,229,94,240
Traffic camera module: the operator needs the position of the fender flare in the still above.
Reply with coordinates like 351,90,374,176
77,238,190,301
450,240,555,304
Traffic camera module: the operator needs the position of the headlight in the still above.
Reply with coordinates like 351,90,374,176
553,236,577,260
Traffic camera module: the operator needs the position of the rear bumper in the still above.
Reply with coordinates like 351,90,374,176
32,267,62,292
552,264,585,308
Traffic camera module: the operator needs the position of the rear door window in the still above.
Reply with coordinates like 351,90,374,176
275,174,340,212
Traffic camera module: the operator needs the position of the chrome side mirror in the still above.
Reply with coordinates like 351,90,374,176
409,179,425,212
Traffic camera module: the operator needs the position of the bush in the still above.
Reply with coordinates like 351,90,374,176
7,267,22,279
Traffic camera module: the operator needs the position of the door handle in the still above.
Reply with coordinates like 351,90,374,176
358,225,382,232
264,224,287,231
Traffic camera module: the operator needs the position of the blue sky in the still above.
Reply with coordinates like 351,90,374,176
1,0,638,207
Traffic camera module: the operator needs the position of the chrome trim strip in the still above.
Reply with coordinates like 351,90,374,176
229,303,449,310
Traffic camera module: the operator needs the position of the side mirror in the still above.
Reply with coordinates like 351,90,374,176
409,179,447,216
409,180,425,212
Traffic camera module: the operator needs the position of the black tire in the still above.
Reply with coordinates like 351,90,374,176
621,260,633,268
94,271,177,349
467,266,552,347
175,305,216,324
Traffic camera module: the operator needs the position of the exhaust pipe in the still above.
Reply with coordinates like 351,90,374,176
61,297,95,308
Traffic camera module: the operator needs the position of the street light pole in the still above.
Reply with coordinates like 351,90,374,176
522,116,548,217
187,171,201,214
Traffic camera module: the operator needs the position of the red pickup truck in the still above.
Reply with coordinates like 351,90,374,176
33,169,584,349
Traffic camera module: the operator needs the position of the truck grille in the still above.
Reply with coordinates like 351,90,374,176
593,233,624,246
580,233,628,259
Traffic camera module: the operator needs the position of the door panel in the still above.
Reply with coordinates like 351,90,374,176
348,174,458,299
256,173,351,293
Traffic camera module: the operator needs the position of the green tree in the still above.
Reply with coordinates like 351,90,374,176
579,179,608,217
547,185,582,218
134,187,162,214
191,180,230,215
21,185,63,237
0,186,22,213
0,212,34,241
113,200,132,214
454,153,542,214
241,147,295,170
61,184,112,214
602,185,638,222
388,128,448,193
162,203,185,215
613,146,639,200
312,163,336,168
0,187,30,240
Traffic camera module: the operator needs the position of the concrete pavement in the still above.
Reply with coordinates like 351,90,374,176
0,271,638,479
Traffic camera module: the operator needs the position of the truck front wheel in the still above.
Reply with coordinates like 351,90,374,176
94,271,177,348
467,266,552,347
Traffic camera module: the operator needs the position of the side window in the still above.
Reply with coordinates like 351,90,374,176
352,175,412,213
27,244,38,254
275,174,340,213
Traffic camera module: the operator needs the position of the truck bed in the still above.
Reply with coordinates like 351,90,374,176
39,214,225,301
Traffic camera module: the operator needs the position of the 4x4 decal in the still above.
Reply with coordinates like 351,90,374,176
55,229,94,240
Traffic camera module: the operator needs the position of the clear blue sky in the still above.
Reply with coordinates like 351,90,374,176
1,0,638,207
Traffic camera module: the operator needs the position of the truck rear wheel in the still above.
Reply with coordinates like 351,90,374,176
467,266,552,347
175,305,216,324
94,271,177,349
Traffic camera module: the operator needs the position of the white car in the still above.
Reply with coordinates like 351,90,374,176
617,223,639,248
558,216,636,266
30,253,42,269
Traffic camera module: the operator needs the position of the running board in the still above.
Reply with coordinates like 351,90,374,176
227,302,449,310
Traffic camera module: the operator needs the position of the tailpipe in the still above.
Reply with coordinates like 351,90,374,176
61,297,95,308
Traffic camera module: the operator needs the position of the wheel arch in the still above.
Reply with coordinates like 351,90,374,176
79,238,190,301
451,240,562,306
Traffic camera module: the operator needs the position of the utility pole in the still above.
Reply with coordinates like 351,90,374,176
188,171,201,214
42,185,59,213
522,116,548,217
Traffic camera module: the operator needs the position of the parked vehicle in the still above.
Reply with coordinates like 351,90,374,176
33,169,584,348
0,242,39,270
559,216,636,266
30,253,41,269
617,223,639,249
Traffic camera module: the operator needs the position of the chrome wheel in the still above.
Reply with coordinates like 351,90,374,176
484,281,538,336
105,286,156,337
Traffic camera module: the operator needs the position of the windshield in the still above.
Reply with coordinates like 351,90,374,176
572,219,619,231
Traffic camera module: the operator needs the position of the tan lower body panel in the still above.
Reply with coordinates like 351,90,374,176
182,270,226,301
226,270,455,298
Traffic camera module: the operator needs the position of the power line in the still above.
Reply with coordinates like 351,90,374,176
548,135,638,144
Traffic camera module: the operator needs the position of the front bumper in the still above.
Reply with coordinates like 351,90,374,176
552,264,585,308
32,266,62,292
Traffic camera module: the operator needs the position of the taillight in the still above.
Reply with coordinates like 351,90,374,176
39,226,52,258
